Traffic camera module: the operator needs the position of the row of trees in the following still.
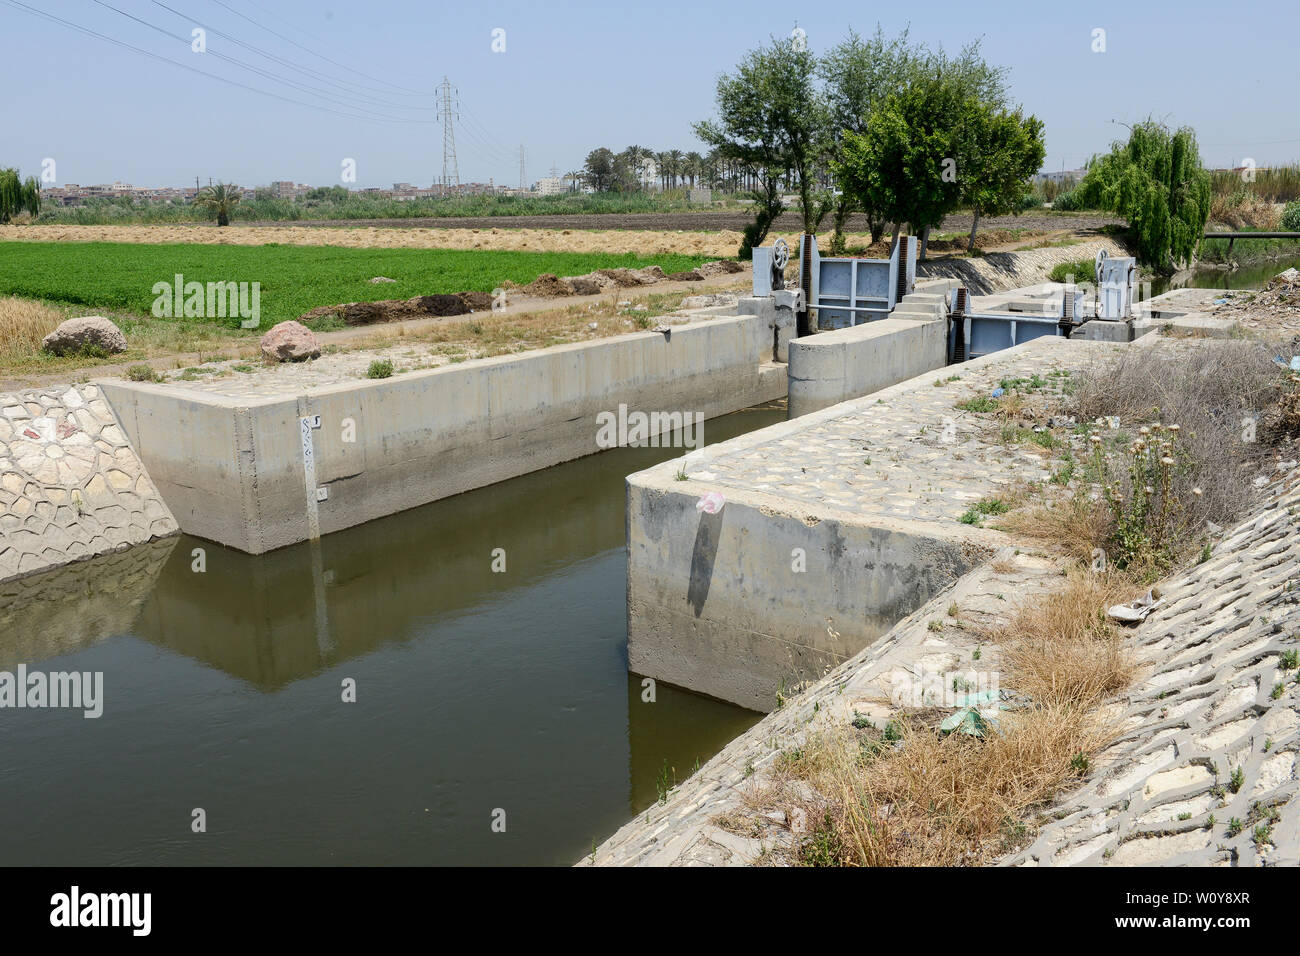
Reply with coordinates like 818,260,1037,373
579,145,774,195
0,168,42,223
692,29,1046,259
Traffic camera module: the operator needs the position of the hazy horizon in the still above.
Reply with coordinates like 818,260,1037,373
3,0,1297,189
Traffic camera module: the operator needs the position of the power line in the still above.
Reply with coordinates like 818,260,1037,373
208,0,433,96
87,0,437,123
149,0,438,112
1,0,427,125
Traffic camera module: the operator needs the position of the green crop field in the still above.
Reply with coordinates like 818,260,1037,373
0,242,712,328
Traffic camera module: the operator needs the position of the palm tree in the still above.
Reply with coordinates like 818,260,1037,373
684,151,704,189
666,149,685,188
194,182,242,226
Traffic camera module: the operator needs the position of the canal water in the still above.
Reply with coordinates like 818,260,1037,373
0,404,783,865
1146,255,1300,296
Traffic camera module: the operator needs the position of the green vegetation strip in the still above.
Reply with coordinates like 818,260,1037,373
0,241,711,328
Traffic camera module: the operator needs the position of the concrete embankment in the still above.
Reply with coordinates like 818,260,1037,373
627,336,1111,713
0,384,178,584
791,278,957,417
102,308,788,554
599,334,1300,865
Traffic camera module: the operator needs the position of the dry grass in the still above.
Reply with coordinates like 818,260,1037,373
745,572,1141,867
1002,494,1112,565
999,572,1139,710
1209,191,1281,231
0,296,62,359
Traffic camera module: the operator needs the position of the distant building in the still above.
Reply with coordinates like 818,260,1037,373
535,176,565,196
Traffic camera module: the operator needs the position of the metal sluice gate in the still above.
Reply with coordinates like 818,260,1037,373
947,249,1138,362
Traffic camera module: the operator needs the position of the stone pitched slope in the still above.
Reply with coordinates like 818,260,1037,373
0,384,179,583
1006,476,1300,867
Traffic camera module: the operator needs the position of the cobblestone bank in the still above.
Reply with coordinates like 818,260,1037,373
0,384,178,583
919,238,1127,295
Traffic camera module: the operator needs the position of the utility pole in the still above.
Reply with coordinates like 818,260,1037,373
519,145,526,191
438,76,460,193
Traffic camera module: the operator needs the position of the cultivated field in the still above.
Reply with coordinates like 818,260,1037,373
0,242,711,328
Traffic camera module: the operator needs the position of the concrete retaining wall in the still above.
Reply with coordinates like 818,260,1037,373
102,312,787,554
627,476,980,711
787,317,948,418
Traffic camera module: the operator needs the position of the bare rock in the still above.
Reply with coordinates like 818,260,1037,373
680,293,739,310
260,321,321,362
41,316,127,356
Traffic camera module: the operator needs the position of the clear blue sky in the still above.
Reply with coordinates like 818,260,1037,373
3,0,1297,188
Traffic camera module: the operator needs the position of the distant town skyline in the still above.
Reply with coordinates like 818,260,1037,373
4,0,1298,189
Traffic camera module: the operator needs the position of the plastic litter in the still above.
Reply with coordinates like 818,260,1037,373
991,387,1005,398
695,491,726,514
940,707,995,737
1107,588,1165,624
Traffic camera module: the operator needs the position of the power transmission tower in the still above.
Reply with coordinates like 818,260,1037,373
519,145,526,191
438,76,460,193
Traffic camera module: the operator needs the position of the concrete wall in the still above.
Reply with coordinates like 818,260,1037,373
102,312,786,554
626,474,979,712
787,316,948,418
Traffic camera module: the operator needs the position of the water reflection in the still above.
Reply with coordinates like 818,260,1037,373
0,405,779,864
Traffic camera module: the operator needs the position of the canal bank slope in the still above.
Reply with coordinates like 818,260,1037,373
597,334,1300,866
0,383,178,584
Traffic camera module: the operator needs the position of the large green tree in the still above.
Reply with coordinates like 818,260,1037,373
194,182,241,227
819,27,918,250
960,105,1046,251
832,42,1012,258
582,148,617,192
1076,121,1211,271
695,36,825,256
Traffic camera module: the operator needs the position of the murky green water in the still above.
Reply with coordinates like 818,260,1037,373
1146,256,1300,297
0,405,783,865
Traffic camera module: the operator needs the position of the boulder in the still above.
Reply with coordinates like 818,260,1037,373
41,316,127,356
260,321,321,362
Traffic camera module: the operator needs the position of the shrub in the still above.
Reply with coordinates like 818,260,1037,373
126,364,158,382
1051,188,1085,211
365,359,394,379
1281,200,1300,232
1049,259,1096,284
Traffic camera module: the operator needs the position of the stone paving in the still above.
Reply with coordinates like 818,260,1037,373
686,336,1122,528
0,384,178,583
591,550,1067,866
